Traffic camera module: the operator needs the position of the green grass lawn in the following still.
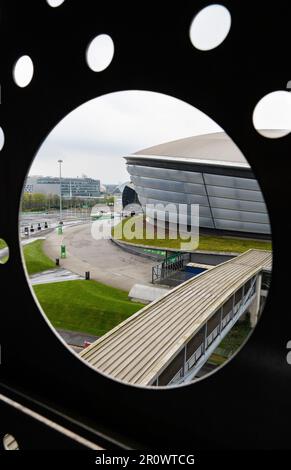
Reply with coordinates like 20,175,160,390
112,217,272,253
208,320,252,367
0,239,7,250
217,319,252,356
0,239,8,264
34,280,144,336
23,240,56,275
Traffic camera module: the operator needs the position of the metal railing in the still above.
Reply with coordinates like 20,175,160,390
152,252,189,283
167,276,259,385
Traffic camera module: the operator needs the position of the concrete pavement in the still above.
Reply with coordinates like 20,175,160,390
57,329,99,348
30,268,84,285
42,222,156,291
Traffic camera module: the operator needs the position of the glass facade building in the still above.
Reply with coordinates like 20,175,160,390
29,176,101,198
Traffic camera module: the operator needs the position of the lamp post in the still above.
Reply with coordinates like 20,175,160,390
58,159,63,224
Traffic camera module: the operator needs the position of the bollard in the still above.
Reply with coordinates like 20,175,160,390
61,245,66,259
85,271,90,280
55,258,60,266
57,225,63,235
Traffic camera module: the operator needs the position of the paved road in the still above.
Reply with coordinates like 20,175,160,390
43,222,156,291
19,209,91,228
57,328,99,348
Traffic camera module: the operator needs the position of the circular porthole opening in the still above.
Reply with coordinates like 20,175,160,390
13,55,34,88
0,127,5,151
253,90,291,138
0,239,9,265
3,434,19,450
189,4,231,51
47,0,65,7
19,90,272,388
86,34,114,72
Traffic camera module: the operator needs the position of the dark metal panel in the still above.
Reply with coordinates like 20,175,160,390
209,196,268,213
0,0,285,451
214,218,271,234
204,174,260,190
186,327,206,361
158,350,185,386
127,164,204,184
207,310,221,334
212,207,270,224
207,185,264,202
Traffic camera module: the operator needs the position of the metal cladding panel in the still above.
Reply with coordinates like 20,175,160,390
127,164,204,184
209,196,268,213
214,219,271,234
127,160,271,234
212,208,270,224
147,215,214,228
206,185,264,202
139,195,210,207
204,173,260,190
146,204,212,218
197,217,215,228
131,175,206,195
135,187,208,205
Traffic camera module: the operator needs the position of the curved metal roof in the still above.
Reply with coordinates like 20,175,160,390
126,130,285,169
131,132,248,167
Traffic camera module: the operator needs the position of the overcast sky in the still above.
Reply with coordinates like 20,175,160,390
30,90,222,184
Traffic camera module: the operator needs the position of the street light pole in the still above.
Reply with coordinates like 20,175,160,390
58,159,63,224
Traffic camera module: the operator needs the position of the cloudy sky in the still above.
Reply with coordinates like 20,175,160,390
30,90,222,184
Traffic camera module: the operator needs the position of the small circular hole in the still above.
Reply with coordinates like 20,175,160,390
189,4,231,51
253,90,291,138
0,238,9,265
3,434,19,450
86,34,114,72
13,55,34,88
46,0,65,7
0,127,5,151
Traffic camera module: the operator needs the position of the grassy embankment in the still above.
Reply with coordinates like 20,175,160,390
23,239,56,275
112,216,272,253
0,239,7,249
34,280,144,336
23,240,143,336
209,320,252,366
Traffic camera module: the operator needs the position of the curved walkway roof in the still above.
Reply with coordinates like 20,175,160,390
80,249,272,386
